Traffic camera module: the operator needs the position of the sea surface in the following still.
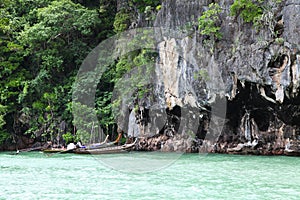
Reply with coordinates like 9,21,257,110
0,151,299,200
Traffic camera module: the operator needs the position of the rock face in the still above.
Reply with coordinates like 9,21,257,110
283,0,300,46
127,0,300,155
135,134,194,152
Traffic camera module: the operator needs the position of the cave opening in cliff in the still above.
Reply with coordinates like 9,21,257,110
251,109,273,131
167,105,181,132
161,105,181,136
267,54,288,69
225,80,277,137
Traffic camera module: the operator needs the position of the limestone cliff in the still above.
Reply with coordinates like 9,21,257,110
127,0,300,155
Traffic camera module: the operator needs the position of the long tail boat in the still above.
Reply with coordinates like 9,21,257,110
18,146,44,153
75,138,137,154
284,149,300,156
43,133,123,154
85,133,122,150
85,135,109,149
43,148,68,153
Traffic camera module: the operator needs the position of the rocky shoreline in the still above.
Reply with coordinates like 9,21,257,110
1,132,300,157
131,133,300,156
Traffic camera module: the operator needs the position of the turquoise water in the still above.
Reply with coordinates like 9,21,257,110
1,152,299,199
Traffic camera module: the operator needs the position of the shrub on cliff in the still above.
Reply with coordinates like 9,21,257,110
230,0,263,23
230,0,282,24
113,9,131,33
198,3,222,40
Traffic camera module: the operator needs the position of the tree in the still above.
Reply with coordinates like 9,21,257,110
0,0,120,148
15,0,102,139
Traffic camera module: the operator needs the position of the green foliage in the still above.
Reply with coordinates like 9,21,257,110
0,0,117,148
19,0,100,58
62,132,74,144
113,9,131,33
98,0,117,39
0,1,31,141
194,69,209,82
72,102,98,144
230,0,263,23
14,0,103,139
0,131,9,145
275,37,284,45
96,91,114,130
198,3,222,40
0,105,8,144
144,6,156,21
0,104,7,129
0,39,26,106
156,5,162,11
112,49,156,111
131,0,161,12
252,0,283,37
0,0,162,148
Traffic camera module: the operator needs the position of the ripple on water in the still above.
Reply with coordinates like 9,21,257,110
0,152,300,199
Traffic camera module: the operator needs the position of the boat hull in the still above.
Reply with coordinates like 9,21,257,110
284,150,300,156
75,139,137,155
43,148,75,154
